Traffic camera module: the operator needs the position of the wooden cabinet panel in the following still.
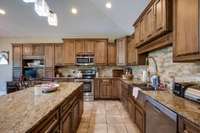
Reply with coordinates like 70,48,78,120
173,0,200,61
84,40,95,53
135,104,145,133
146,6,155,38
44,68,54,78
112,79,120,99
135,23,141,45
179,116,200,133
116,37,127,66
100,79,112,99
23,45,32,56
32,45,44,56
108,43,116,65
95,40,108,65
63,40,75,65
127,36,137,65
154,0,166,32
140,18,146,42
75,40,85,55
55,44,64,66
94,79,100,99
60,108,73,133
13,45,22,67
72,102,79,133
128,97,135,122
45,44,54,68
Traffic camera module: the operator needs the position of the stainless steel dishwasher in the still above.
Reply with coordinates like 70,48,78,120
145,96,177,133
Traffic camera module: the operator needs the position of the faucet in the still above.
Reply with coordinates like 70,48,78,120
145,56,160,89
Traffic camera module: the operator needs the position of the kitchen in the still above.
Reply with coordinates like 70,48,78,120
0,0,200,133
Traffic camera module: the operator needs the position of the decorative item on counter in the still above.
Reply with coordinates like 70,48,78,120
77,71,83,78
151,75,160,90
35,83,59,94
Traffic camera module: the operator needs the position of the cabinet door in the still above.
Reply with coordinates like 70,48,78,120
127,36,137,65
112,79,120,99
154,0,166,32
174,0,199,59
55,44,64,66
63,40,75,65
75,40,84,55
61,109,73,133
128,98,135,122
95,40,108,65
146,6,155,38
72,102,79,133
13,45,22,67
135,23,141,45
108,43,116,65
116,38,127,66
135,104,145,133
100,79,112,99
44,68,54,78
45,44,54,67
179,116,200,133
94,79,100,99
32,45,44,56
23,45,32,56
84,40,95,53
140,18,146,42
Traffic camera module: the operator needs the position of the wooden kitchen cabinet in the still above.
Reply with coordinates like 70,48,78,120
100,79,112,99
173,0,200,62
140,18,146,43
63,40,75,65
55,44,64,66
94,79,100,99
127,35,137,65
60,108,73,133
116,37,128,66
23,45,32,56
112,79,120,99
146,6,155,38
75,40,85,55
108,43,116,65
178,116,200,133
13,45,22,68
32,45,44,56
127,97,135,122
95,40,108,65
44,44,54,68
135,103,145,133
135,23,141,46
84,40,95,53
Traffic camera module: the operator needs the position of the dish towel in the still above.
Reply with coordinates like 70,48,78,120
132,87,141,98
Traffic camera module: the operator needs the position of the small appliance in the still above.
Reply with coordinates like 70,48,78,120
76,53,95,66
184,85,200,103
173,82,195,97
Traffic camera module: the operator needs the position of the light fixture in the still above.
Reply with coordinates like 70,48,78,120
0,9,6,15
48,11,58,26
23,0,36,3
71,7,78,15
34,0,49,17
106,1,112,9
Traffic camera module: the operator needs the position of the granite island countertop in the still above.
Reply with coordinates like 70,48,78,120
142,90,200,127
0,82,83,133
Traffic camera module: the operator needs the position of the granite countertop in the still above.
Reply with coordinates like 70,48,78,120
0,82,83,133
142,90,200,126
120,78,145,85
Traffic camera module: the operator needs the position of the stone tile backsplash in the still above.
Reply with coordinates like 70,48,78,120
132,46,200,88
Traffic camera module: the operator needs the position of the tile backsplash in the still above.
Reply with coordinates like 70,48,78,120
132,46,200,88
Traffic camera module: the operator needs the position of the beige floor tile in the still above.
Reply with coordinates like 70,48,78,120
88,123,107,133
106,114,123,124
125,123,141,133
81,113,92,123
77,122,90,133
90,114,107,124
107,123,127,133
122,116,133,124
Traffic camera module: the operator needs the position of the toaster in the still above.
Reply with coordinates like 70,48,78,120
173,82,195,97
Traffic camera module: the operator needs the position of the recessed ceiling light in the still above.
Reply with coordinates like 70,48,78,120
106,1,112,9
22,0,36,3
71,7,78,14
0,9,6,15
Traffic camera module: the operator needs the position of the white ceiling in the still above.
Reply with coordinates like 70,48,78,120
0,0,148,38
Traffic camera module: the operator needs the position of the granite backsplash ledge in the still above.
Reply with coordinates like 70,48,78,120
132,46,200,87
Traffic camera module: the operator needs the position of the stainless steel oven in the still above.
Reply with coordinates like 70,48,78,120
75,78,94,101
76,54,94,66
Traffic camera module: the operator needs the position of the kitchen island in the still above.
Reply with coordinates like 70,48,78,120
0,82,83,133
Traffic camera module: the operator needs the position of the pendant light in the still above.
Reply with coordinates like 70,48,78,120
23,0,36,3
34,0,49,17
105,0,112,9
48,11,58,26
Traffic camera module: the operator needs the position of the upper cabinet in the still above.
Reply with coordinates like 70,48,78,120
95,40,108,65
108,43,116,65
127,35,137,65
173,0,200,62
116,37,128,66
63,40,76,65
75,40,85,55
23,45,44,57
44,44,54,68
134,0,172,47
13,44,22,68
84,40,95,53
55,44,64,66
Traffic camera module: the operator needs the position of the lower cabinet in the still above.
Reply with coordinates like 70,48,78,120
100,79,112,99
135,103,145,133
178,116,200,133
60,108,73,133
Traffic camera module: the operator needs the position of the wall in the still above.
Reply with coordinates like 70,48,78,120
132,46,200,88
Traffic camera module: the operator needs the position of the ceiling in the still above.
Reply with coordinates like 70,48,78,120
0,0,148,38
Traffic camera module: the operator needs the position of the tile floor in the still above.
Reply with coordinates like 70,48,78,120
77,100,141,133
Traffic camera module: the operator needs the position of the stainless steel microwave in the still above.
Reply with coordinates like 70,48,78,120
76,54,95,66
